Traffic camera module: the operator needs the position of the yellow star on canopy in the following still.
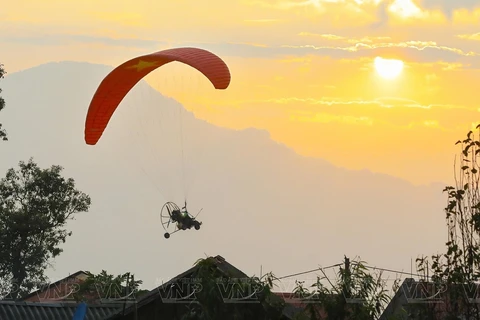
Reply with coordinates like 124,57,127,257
125,60,160,72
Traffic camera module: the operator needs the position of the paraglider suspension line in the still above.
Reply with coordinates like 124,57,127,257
179,105,187,201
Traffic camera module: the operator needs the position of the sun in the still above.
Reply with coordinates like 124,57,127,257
374,57,404,80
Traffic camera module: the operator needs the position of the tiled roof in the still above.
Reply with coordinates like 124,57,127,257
379,278,480,319
273,292,323,319
0,301,124,320
106,255,252,319
21,270,89,301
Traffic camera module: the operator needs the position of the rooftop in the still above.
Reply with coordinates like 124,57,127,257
0,300,126,320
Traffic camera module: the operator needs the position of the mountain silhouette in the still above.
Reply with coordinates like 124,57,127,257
1,61,447,289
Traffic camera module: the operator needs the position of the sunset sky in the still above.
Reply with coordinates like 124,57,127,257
2,0,480,185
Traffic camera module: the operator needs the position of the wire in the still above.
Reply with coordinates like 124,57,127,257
276,262,433,282
362,264,433,279
277,263,342,280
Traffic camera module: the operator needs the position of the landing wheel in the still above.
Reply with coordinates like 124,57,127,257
164,233,170,239
194,222,201,230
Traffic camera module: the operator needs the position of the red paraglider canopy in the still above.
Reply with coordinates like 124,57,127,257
84,47,231,145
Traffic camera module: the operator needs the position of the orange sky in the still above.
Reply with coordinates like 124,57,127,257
2,0,480,185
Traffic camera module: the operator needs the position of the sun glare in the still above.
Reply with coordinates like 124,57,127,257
374,57,404,80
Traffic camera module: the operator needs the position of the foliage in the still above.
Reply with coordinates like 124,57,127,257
74,270,148,303
414,127,480,319
292,256,394,320
177,256,284,320
0,158,91,299
0,64,7,141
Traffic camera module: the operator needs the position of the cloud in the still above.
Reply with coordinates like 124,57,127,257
246,0,320,9
162,40,479,69
457,33,480,41
388,0,423,19
3,32,480,69
239,96,464,110
290,113,449,131
419,0,480,17
243,19,283,23
222,95,478,131
247,0,473,27
180,39,480,67
425,73,438,83
249,0,381,10
298,32,392,43
290,113,375,125
84,10,148,27
0,34,164,49
281,40,478,57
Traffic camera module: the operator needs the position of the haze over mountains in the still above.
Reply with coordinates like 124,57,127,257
1,61,448,290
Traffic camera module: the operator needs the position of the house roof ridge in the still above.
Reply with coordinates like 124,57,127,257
20,270,90,300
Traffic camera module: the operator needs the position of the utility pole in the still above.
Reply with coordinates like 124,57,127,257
342,256,352,304
344,256,350,276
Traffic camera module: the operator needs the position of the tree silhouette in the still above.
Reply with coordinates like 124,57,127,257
0,158,91,299
0,63,7,141
74,271,148,303
292,256,393,320
415,126,480,319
